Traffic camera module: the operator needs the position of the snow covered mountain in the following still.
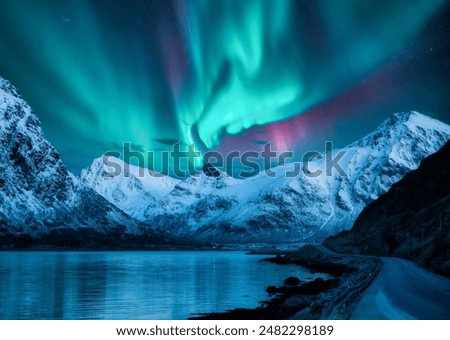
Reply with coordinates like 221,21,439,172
0,76,173,246
84,111,450,244
324,140,450,277
81,156,181,220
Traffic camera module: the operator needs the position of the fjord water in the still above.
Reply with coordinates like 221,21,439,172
0,251,316,319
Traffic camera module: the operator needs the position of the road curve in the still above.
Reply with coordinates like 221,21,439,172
350,257,450,319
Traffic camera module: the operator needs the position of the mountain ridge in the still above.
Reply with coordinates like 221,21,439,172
83,110,450,243
2,74,449,246
0,76,182,247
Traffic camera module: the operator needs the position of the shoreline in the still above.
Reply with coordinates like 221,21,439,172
191,245,382,320
0,241,312,252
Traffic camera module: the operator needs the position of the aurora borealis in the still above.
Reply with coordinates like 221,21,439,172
0,0,449,173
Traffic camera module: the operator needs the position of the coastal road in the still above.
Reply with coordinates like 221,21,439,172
350,257,450,319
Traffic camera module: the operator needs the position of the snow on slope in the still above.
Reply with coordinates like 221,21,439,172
144,168,240,235
84,111,450,244
196,111,450,243
81,156,180,220
0,77,144,236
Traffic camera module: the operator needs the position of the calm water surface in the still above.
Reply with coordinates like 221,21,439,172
0,251,319,319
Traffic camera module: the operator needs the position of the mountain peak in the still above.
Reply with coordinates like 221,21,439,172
202,163,221,177
390,110,421,121
350,111,450,149
0,76,147,237
386,111,442,128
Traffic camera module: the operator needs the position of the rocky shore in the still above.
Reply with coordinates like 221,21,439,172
191,245,381,320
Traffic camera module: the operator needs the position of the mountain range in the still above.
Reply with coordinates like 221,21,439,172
82,111,450,244
1,75,449,246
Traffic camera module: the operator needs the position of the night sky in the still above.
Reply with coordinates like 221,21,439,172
0,0,449,173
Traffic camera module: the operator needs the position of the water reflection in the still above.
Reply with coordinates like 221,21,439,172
0,251,318,319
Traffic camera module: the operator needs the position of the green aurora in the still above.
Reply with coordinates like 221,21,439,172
0,0,448,171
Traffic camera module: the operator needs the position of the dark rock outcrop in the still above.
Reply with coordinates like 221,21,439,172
325,141,450,277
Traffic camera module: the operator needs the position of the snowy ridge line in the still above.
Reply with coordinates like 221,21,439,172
1,74,449,244
83,111,450,243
